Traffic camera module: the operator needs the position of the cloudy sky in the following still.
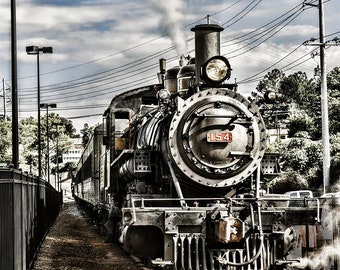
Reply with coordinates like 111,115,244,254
1,0,339,132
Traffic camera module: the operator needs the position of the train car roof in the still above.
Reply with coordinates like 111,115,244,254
103,84,161,116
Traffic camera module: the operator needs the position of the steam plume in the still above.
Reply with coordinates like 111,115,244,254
149,0,187,54
289,238,340,269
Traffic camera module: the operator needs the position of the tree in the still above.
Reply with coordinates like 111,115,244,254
330,134,340,188
56,161,76,173
80,123,94,147
19,114,77,176
18,117,36,172
280,71,318,108
327,67,340,134
268,134,323,193
256,68,285,92
0,119,11,162
286,114,316,138
327,66,340,89
280,135,322,175
256,69,289,129
257,67,340,193
269,171,308,194
278,68,340,138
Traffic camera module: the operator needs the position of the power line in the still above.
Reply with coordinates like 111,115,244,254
16,0,333,111
67,113,103,120
18,104,108,113
18,1,297,95
221,0,263,27
239,46,319,84
222,4,304,56
19,45,178,93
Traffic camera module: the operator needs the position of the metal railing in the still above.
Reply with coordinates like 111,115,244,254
0,168,62,270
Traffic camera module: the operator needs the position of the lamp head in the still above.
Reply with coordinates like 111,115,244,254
42,47,53,54
26,46,39,55
26,46,53,54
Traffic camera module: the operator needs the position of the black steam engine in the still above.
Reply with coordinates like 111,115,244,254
73,24,339,269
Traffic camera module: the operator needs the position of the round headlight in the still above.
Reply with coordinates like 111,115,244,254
123,211,133,223
264,90,278,103
202,56,231,84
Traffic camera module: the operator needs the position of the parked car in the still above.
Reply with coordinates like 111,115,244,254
285,190,313,198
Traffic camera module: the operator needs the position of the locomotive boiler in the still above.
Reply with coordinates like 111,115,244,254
73,23,339,270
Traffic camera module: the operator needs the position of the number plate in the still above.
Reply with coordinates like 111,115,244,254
207,132,232,142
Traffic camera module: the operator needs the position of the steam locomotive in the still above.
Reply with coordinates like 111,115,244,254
72,23,339,269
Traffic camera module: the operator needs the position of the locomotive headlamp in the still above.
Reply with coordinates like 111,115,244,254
123,211,133,223
202,56,231,84
157,89,171,101
264,90,278,104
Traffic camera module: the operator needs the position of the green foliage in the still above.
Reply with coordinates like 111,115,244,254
256,69,285,92
1,113,79,176
258,67,340,138
330,133,340,186
280,72,318,107
281,137,322,173
269,170,308,193
327,68,340,135
258,66,340,192
19,114,77,176
268,136,323,192
0,120,12,162
286,114,316,138
80,123,94,147
327,66,340,89
19,116,38,166
329,96,340,134
57,161,77,173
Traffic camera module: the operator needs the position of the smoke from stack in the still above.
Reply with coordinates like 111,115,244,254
289,238,340,269
149,0,187,54
289,206,340,269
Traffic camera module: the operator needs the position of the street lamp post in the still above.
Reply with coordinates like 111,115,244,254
40,103,57,183
26,46,53,179
52,123,63,192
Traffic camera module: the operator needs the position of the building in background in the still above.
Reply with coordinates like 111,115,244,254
50,138,84,192
267,128,289,144
62,138,83,164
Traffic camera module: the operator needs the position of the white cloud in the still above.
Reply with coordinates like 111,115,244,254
1,0,339,132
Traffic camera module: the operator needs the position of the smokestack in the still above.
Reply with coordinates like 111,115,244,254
191,24,224,84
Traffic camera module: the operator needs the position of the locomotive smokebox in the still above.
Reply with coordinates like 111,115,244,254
191,24,224,84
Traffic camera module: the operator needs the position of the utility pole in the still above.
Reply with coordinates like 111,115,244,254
11,0,19,168
1,79,6,121
304,0,339,193
318,0,330,193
